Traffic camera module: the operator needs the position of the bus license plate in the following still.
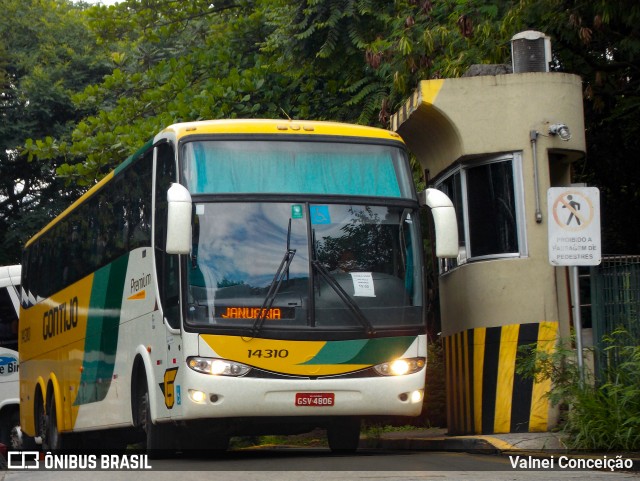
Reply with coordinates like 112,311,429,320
295,392,335,407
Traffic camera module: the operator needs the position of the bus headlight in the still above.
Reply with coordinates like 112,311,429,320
187,357,251,377
373,357,425,376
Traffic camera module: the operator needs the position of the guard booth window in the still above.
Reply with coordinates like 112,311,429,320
435,153,525,273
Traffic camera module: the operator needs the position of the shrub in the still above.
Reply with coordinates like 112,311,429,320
516,328,640,451
422,339,447,427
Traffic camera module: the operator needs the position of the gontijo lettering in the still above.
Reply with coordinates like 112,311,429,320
42,296,79,340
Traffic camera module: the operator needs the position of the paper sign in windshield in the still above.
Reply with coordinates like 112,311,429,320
350,272,375,297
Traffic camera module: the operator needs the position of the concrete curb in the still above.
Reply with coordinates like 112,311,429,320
363,436,505,453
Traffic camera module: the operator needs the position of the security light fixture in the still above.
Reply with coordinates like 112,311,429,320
548,123,571,141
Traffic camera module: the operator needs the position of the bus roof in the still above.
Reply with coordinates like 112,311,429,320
157,119,404,143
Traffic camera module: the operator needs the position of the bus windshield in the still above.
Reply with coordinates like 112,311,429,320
181,140,415,199
186,202,423,333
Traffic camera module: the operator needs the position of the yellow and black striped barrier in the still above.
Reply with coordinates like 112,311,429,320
443,321,558,434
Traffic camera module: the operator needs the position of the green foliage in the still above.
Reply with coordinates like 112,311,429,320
361,423,419,442
25,0,300,181
0,0,111,263
423,338,447,427
265,0,517,126
517,329,640,451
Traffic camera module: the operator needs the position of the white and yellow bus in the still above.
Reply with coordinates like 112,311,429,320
19,119,457,453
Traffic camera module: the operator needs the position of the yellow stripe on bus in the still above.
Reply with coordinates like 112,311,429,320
201,335,371,376
161,119,403,143
25,172,115,247
127,290,146,301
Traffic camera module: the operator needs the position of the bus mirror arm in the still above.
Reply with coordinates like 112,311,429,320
418,188,459,259
166,183,193,255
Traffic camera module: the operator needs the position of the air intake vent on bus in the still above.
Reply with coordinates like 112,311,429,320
511,31,552,73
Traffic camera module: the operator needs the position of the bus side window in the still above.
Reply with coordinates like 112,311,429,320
0,287,18,351
155,143,181,329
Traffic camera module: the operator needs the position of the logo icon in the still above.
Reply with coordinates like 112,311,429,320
8,451,40,469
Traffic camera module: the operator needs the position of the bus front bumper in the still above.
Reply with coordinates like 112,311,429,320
178,369,426,420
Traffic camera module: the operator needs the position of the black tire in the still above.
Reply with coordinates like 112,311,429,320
138,376,174,457
180,427,229,457
35,395,48,450
41,398,68,452
40,397,80,453
0,409,18,447
327,417,361,453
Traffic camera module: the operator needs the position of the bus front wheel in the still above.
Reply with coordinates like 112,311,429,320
180,426,229,456
327,417,361,453
137,377,174,456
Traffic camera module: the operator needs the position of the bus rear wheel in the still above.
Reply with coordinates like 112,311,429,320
40,398,72,452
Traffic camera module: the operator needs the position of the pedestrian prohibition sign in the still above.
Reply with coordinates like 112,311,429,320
547,187,601,266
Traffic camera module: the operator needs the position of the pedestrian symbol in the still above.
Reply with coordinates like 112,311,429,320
552,190,595,232
563,195,581,226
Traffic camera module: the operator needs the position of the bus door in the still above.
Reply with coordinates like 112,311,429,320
161,297,181,415
154,141,183,417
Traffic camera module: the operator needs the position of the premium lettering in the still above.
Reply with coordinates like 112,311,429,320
131,273,151,293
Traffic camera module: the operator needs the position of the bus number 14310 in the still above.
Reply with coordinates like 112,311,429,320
247,349,289,359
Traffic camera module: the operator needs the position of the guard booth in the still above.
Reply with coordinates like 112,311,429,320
391,32,587,434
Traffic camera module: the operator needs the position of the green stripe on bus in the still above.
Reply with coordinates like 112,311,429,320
301,336,415,365
74,254,129,405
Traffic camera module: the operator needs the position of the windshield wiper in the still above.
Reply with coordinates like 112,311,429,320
250,249,296,336
250,219,296,336
311,260,376,336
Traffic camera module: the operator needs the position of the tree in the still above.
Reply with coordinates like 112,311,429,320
512,0,640,253
25,0,520,182
0,0,112,264
264,0,516,125
24,0,302,180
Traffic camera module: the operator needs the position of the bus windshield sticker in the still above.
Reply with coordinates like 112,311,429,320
291,204,303,219
310,205,331,224
350,272,375,297
196,204,205,215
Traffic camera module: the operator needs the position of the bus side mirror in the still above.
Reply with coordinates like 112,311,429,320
418,188,459,258
166,183,192,254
